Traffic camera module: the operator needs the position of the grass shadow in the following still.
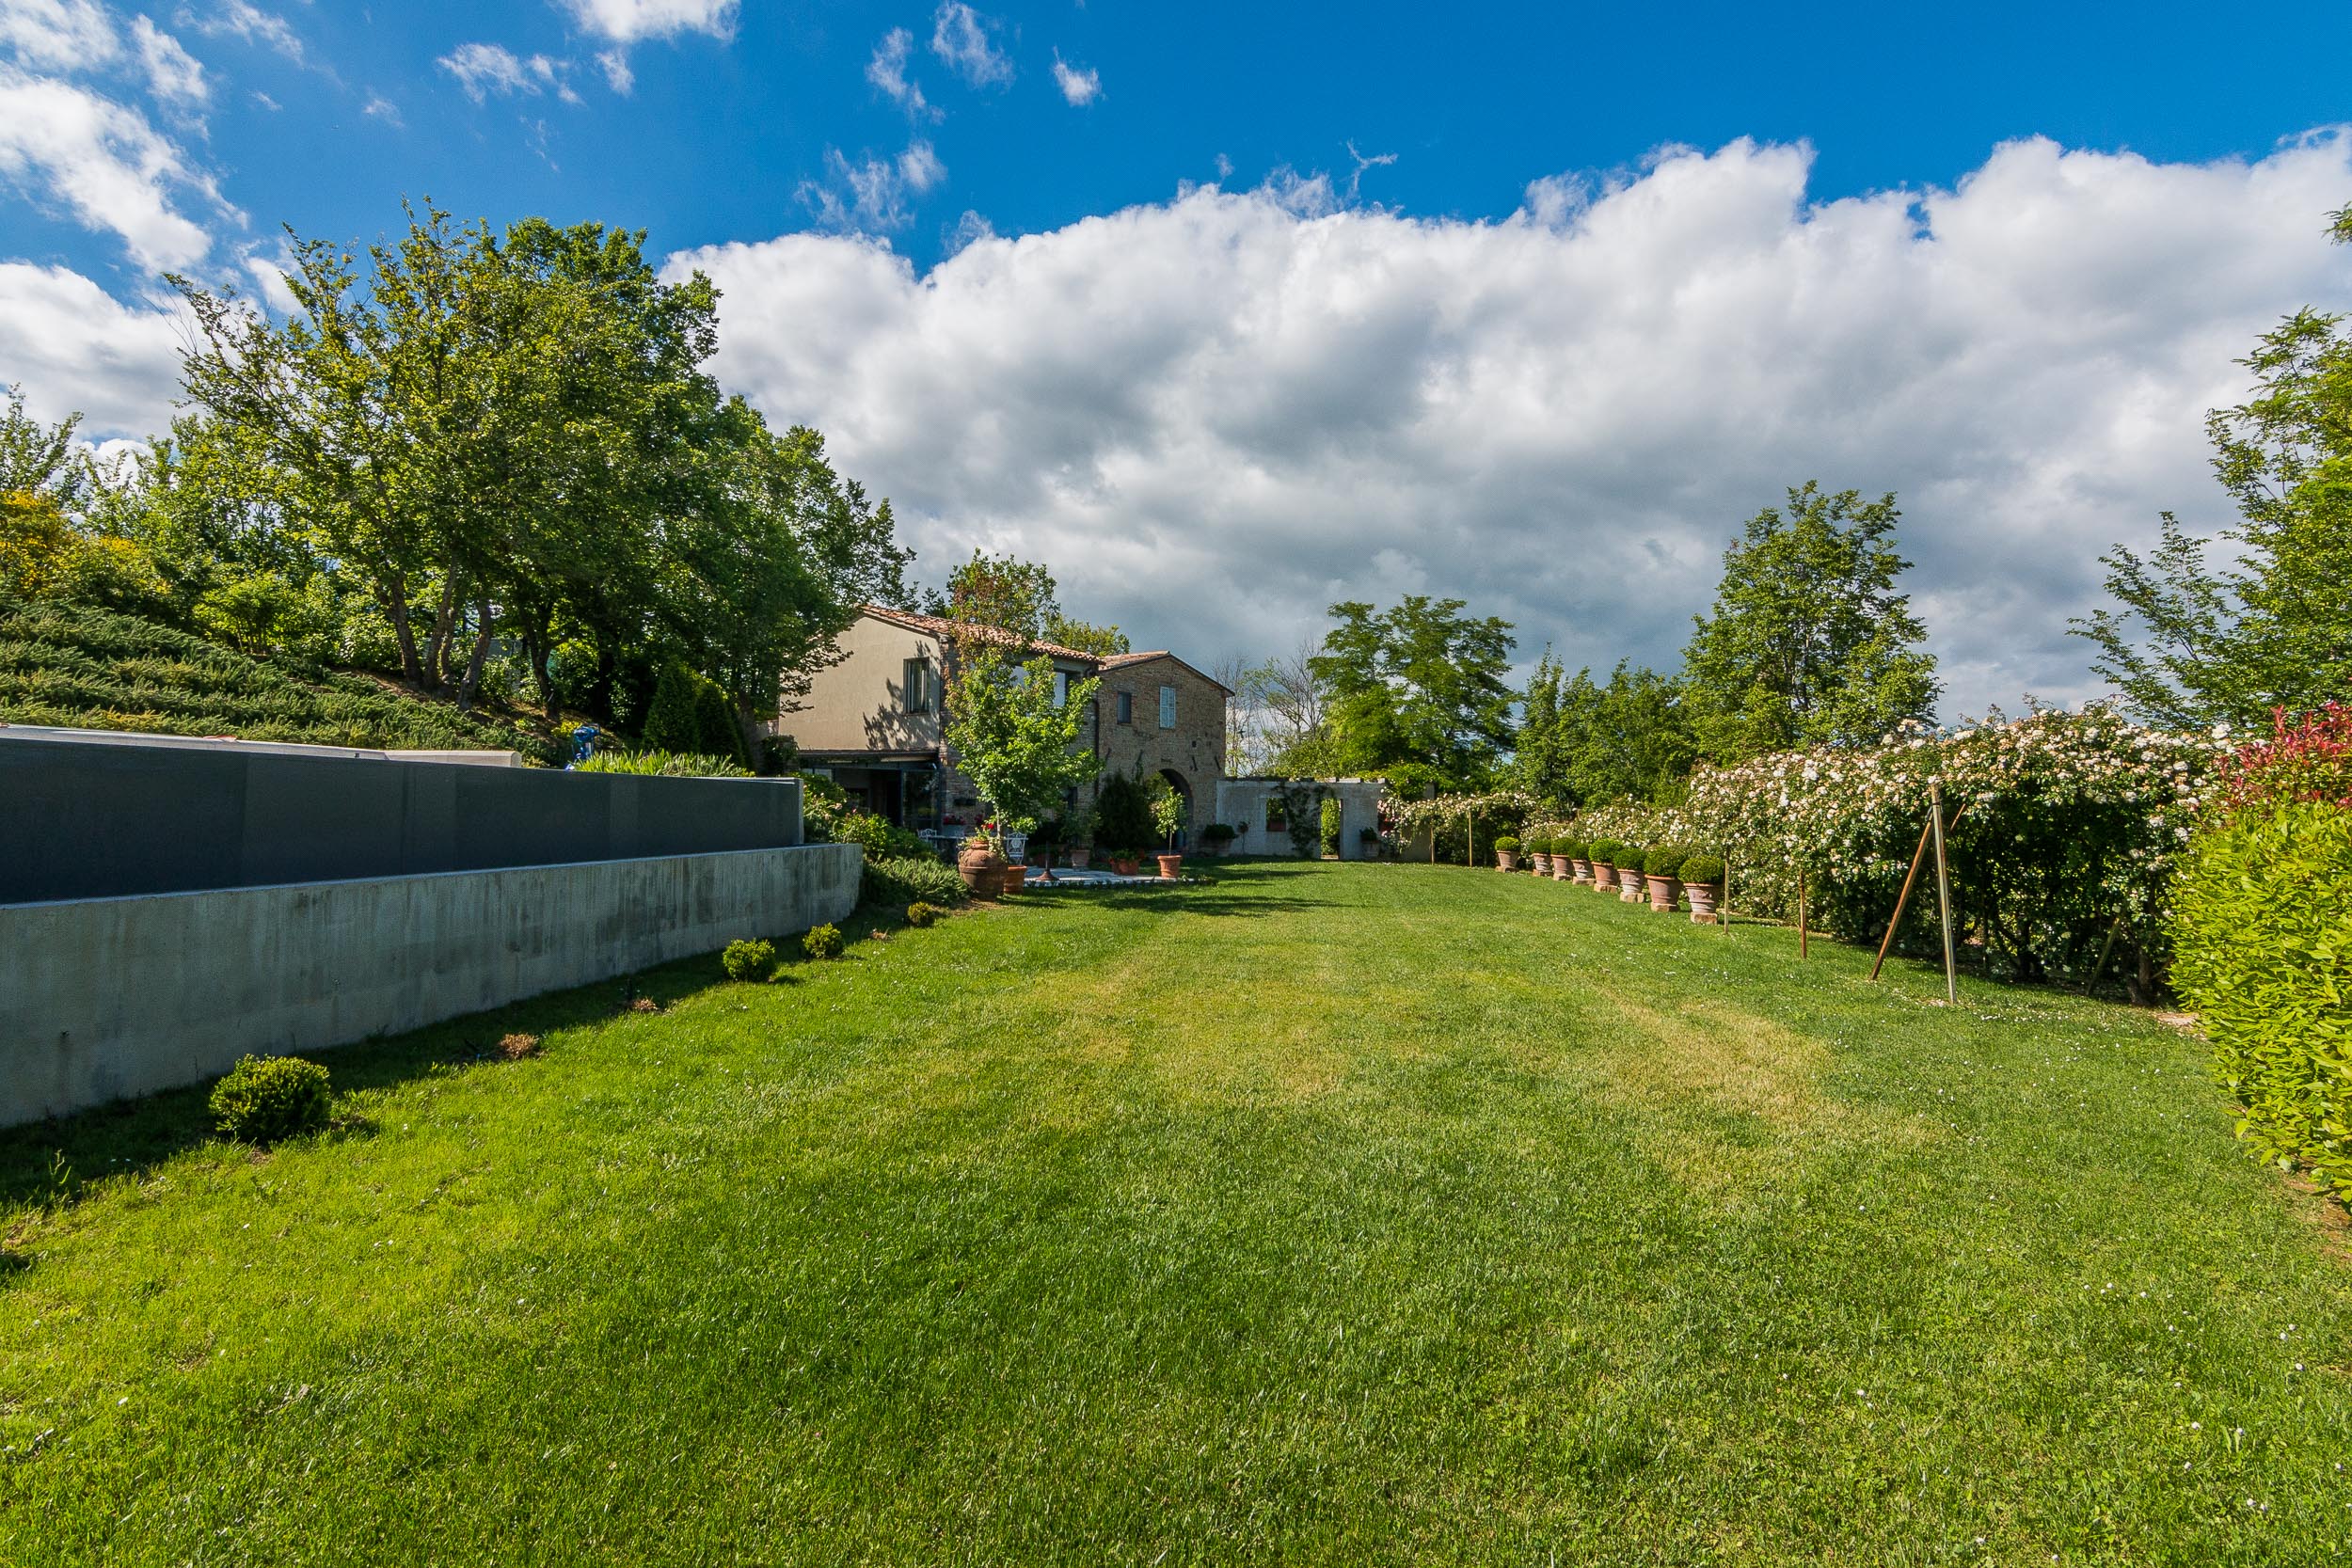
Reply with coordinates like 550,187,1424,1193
0,948,749,1218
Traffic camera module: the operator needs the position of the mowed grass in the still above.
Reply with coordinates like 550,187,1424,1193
3,862,2348,1565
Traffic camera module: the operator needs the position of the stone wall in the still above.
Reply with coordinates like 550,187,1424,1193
1093,656,1229,832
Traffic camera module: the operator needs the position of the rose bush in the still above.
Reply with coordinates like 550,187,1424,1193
1562,706,2225,985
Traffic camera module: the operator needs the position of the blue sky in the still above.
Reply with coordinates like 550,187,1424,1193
9,0,2348,286
6,1,2352,712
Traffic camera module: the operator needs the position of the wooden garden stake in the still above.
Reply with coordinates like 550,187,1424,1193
1722,857,1732,935
1930,778,1958,1006
1869,816,1937,982
1798,866,1808,960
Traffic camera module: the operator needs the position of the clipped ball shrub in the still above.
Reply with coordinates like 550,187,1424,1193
1644,845,1689,877
1493,835,1522,853
1677,852,1725,888
208,1054,332,1143
1561,839,1588,862
2170,800,2352,1197
1588,839,1621,865
905,901,944,928
721,938,776,982
803,923,845,961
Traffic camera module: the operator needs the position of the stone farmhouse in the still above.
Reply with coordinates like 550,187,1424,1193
780,606,1231,845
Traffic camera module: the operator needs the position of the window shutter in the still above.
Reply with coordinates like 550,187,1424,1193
1158,685,1177,728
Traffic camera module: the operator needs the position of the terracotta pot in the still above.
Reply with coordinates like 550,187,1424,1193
1550,855,1570,881
1687,883,1720,923
957,843,1008,898
1590,860,1615,890
1069,847,1091,869
1531,852,1551,876
1619,866,1645,902
1495,850,1518,871
1156,853,1183,879
1000,864,1028,894
1646,874,1680,912
1112,855,1139,875
1568,858,1589,882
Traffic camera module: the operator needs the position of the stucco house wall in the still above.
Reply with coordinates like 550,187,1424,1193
1214,779,1388,859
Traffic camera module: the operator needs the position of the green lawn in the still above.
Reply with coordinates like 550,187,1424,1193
4,862,2347,1564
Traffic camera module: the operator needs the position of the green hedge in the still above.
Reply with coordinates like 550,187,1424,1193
2169,800,2352,1197
860,853,969,911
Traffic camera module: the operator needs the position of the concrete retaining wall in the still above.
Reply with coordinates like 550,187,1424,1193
1,843,861,1127
0,732,803,904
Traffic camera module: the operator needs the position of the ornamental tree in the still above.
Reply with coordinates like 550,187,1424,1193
943,646,1102,847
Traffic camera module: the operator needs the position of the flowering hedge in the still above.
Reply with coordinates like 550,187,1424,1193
2169,706,2352,1198
1563,708,2224,985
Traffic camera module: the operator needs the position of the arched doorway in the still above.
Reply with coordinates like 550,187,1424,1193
1157,768,1193,849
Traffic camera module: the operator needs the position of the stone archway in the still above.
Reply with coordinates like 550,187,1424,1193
1157,768,1194,848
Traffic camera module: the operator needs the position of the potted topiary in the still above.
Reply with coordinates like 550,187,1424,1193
1065,806,1096,870
1588,839,1619,890
1149,776,1187,878
1643,845,1685,912
1202,821,1238,856
1529,837,1552,877
1616,846,1648,901
1493,834,1522,871
1678,852,1724,923
1558,837,1584,882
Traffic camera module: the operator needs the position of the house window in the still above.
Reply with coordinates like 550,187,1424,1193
1158,685,1177,729
1116,690,1133,725
1053,670,1071,708
901,657,935,715
1264,797,1288,833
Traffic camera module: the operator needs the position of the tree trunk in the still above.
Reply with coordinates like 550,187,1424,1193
523,610,558,725
455,600,494,711
423,577,460,693
386,574,422,686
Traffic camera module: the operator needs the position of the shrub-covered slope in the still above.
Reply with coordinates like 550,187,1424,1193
0,594,556,759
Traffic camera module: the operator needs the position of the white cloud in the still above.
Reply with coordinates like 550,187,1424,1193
1050,50,1097,106
180,1,305,66
438,42,576,105
0,261,185,438
131,16,207,112
797,139,946,234
0,0,119,71
866,26,934,120
596,47,631,93
670,133,2352,718
898,139,944,195
0,61,232,268
360,89,400,126
556,0,735,46
930,2,1009,88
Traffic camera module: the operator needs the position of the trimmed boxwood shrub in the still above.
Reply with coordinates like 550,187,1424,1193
1493,835,1522,854
1644,845,1689,877
209,1054,332,1143
1588,839,1621,865
721,938,776,981
905,901,944,928
2170,800,2352,1197
803,923,845,960
1562,838,1587,862
1201,822,1237,845
1677,852,1725,888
